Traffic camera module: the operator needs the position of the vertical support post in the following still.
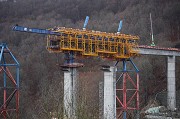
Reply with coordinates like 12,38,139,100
0,43,20,119
99,81,104,119
122,60,127,119
136,73,140,119
64,69,72,118
63,67,78,118
103,66,116,119
16,66,20,119
116,59,139,119
123,112,126,119
72,67,77,117
122,74,127,119
167,56,176,111
63,51,79,119
3,55,7,119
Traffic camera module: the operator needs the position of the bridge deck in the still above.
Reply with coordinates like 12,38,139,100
138,45,180,56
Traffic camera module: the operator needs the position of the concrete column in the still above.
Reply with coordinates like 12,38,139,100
99,81,104,119
64,68,77,118
103,66,116,119
167,56,176,111
72,68,77,117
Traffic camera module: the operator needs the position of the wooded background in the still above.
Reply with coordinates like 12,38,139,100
0,0,180,118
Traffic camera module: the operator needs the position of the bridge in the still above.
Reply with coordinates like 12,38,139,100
139,45,179,112
100,45,180,118
1,16,180,119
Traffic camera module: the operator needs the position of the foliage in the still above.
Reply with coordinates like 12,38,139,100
0,0,180,118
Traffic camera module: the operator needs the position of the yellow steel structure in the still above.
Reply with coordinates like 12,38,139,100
46,27,139,60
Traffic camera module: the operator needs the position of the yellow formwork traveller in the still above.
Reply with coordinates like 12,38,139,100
12,17,139,60
46,27,139,60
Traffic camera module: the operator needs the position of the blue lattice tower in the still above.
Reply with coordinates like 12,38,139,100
0,43,20,119
115,59,139,119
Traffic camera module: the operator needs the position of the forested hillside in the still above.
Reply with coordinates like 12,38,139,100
0,0,180,118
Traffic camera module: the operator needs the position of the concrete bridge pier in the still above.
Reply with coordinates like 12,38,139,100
139,46,180,111
167,56,176,111
63,67,78,119
102,66,116,119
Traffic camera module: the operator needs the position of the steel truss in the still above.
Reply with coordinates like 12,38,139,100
115,59,139,119
0,43,20,119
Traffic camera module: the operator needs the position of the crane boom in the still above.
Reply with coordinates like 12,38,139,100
12,25,60,35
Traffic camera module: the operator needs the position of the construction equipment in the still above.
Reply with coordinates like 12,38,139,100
12,17,140,119
0,43,20,119
13,22,139,60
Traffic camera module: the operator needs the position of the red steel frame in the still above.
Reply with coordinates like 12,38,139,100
116,59,139,119
0,43,20,119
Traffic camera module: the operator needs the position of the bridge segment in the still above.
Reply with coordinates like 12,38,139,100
138,45,180,111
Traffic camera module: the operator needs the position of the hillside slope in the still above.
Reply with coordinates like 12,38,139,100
0,0,180,118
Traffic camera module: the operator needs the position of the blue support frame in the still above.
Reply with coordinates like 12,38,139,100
0,43,20,119
115,58,139,119
115,59,139,73
64,51,75,65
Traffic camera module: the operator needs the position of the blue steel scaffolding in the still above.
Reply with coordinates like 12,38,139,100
0,43,20,119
